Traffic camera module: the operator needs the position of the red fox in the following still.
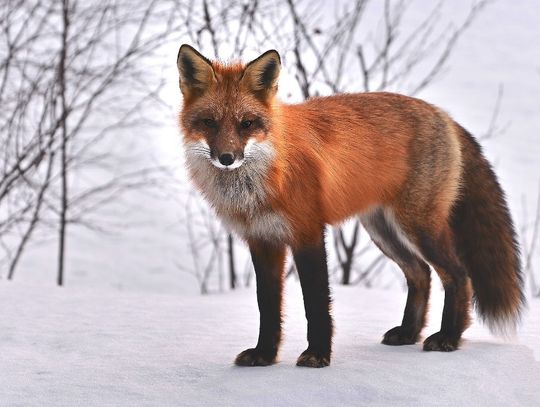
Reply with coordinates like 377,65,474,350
177,44,524,368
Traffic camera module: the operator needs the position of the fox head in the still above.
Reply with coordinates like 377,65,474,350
177,44,280,171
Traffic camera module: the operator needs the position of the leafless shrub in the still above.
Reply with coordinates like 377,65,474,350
178,191,230,294
0,0,190,283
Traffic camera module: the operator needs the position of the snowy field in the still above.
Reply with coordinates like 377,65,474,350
1,282,539,406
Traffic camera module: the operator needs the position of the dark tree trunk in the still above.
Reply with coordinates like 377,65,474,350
57,0,70,286
334,221,360,285
228,233,236,289
341,260,353,285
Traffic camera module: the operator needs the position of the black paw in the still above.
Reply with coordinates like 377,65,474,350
296,348,331,368
423,331,460,352
382,326,419,346
234,348,276,366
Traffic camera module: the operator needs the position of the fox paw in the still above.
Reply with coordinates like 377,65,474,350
234,348,276,366
423,331,460,352
296,349,330,368
382,326,419,345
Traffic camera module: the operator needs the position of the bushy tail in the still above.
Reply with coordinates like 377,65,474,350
451,127,525,336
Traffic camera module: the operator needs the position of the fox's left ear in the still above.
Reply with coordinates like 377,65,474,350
241,50,281,99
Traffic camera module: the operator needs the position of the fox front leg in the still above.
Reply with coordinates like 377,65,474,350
293,231,333,368
235,241,286,366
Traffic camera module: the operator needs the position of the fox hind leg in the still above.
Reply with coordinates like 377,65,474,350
361,209,431,345
413,225,472,351
384,260,431,345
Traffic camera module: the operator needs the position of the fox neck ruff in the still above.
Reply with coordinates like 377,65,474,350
184,138,292,242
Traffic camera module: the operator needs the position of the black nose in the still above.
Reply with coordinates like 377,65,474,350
218,152,235,166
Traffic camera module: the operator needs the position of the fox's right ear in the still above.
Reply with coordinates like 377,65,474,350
177,44,216,98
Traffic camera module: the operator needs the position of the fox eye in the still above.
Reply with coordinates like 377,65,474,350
240,120,253,129
202,118,217,128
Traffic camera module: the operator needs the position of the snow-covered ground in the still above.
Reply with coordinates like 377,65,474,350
1,282,539,406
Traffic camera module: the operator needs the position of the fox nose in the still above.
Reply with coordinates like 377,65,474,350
218,152,235,166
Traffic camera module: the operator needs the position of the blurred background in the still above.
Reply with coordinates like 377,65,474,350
1,0,539,298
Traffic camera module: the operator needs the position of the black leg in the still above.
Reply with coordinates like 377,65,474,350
382,261,431,345
423,272,471,351
293,231,333,368
361,209,431,346
416,228,471,351
235,241,285,366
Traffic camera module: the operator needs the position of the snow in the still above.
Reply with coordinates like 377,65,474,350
2,282,539,406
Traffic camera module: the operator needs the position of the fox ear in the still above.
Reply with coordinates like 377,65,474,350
177,44,216,97
241,50,281,99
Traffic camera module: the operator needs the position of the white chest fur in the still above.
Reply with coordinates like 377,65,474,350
219,211,292,242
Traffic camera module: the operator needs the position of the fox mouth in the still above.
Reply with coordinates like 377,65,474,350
210,158,245,170
184,138,275,174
